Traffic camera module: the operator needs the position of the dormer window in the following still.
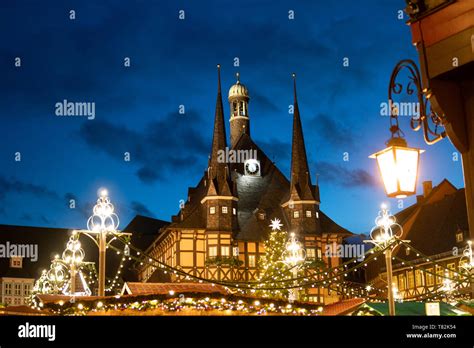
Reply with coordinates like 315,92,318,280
10,257,22,268
258,212,265,220
456,231,463,242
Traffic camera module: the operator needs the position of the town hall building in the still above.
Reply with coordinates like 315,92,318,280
136,66,353,304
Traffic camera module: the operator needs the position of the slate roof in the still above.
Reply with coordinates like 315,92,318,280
396,187,468,260
168,132,351,241
122,215,169,251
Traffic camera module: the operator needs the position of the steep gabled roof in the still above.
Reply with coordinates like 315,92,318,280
285,74,315,203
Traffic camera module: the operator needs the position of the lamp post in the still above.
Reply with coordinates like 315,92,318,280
365,204,407,316
74,189,131,297
370,60,446,198
282,232,306,303
459,240,474,296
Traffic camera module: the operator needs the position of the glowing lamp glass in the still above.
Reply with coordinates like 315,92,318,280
370,140,423,198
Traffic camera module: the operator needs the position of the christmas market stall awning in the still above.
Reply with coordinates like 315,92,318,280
320,298,366,316
121,282,227,296
352,302,471,316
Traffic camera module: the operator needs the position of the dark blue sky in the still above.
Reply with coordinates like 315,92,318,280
0,0,464,233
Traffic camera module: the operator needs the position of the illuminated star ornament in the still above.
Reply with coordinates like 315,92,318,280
269,218,283,231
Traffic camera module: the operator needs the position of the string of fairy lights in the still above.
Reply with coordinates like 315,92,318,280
30,191,473,315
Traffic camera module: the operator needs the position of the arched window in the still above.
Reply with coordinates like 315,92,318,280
233,102,238,116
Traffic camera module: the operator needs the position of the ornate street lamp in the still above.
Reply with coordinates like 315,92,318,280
365,204,407,316
370,59,446,198
282,231,306,303
75,189,131,296
460,240,473,272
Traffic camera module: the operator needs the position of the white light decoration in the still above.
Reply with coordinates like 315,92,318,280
370,137,424,198
369,204,402,248
460,240,473,272
364,204,406,316
87,192,120,233
46,256,68,292
75,189,131,296
62,235,85,266
283,233,306,267
441,271,455,295
269,218,283,231
282,232,306,303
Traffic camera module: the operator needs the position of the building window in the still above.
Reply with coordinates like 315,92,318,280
233,208,237,215
415,269,423,287
316,212,319,219
317,248,322,259
209,246,218,258
293,211,300,218
456,231,463,242
407,271,414,289
221,246,230,257
435,265,443,284
5,283,12,295
447,263,455,279
306,210,312,218
10,257,22,268
209,207,216,215
24,284,31,296
426,268,434,286
306,248,316,259
398,274,406,291
248,255,256,268
258,212,265,220
222,206,228,214
14,284,21,296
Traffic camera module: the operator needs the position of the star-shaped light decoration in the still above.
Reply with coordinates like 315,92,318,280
269,218,283,231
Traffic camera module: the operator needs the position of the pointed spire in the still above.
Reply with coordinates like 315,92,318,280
288,73,315,201
209,64,227,175
207,64,234,196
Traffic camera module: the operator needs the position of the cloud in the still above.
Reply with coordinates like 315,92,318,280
258,138,291,163
78,110,210,184
308,113,356,148
316,161,375,188
130,201,155,218
251,90,280,112
64,193,90,219
0,176,59,201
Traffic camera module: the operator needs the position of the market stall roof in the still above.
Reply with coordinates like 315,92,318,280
321,298,365,316
358,302,470,316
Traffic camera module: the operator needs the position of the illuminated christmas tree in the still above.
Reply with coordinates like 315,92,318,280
254,219,293,300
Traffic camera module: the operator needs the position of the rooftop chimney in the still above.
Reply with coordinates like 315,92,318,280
422,181,433,197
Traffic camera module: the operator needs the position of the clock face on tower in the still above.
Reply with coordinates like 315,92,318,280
245,159,260,176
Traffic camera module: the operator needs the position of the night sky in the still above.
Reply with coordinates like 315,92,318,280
0,0,464,234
